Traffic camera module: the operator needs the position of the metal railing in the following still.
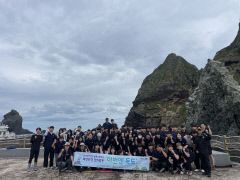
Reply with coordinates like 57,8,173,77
211,135,240,162
0,137,35,148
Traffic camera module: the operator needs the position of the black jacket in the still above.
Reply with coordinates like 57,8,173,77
195,133,211,153
54,140,66,154
30,134,43,151
44,132,57,149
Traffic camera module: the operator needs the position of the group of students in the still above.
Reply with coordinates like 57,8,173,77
27,118,214,177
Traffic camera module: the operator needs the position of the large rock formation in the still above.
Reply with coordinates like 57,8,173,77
2,110,32,134
125,53,200,128
186,23,240,135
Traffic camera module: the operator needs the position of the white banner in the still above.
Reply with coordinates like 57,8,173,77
73,152,150,171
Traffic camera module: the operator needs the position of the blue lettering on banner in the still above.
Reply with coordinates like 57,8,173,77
73,152,149,171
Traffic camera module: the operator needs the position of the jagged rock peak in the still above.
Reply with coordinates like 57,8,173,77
2,109,32,135
125,53,200,128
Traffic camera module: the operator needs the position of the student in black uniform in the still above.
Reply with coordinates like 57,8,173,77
85,133,95,152
54,136,65,168
92,143,103,153
195,127,212,177
152,145,168,172
27,127,43,172
108,146,117,155
192,130,201,171
134,145,145,156
201,123,216,170
127,134,136,155
57,142,74,172
153,132,165,148
167,144,180,174
176,133,188,148
176,143,194,175
142,134,152,149
43,126,57,168
145,143,155,167
110,119,118,129
164,132,176,148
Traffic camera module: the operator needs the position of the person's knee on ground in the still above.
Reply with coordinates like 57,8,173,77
66,159,73,170
152,160,160,171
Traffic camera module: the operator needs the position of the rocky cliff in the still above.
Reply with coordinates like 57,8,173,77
125,53,200,128
2,110,32,134
186,23,240,135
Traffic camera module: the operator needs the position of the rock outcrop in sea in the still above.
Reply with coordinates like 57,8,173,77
2,110,32,134
125,53,200,128
185,23,240,135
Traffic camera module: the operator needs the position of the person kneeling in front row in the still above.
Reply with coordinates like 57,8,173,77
57,142,73,172
152,145,168,172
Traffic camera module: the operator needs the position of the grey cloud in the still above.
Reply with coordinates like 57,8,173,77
0,0,239,131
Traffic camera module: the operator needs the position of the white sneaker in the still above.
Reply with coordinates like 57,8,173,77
201,169,205,173
194,169,200,172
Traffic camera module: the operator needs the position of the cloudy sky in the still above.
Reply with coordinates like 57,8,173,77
0,0,239,132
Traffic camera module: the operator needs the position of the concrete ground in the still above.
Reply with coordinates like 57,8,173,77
0,158,240,180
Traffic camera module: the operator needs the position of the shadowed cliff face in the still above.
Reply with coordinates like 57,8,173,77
186,23,240,135
2,110,32,134
125,53,200,128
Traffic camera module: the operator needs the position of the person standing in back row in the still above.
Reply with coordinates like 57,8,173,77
27,127,43,172
195,127,212,177
103,118,112,131
43,126,57,168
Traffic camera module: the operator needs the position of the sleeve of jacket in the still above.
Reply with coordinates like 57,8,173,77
30,135,35,143
39,135,43,142
206,134,211,141
195,137,200,151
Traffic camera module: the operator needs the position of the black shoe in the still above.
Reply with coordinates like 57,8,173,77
207,174,211,177
202,172,207,176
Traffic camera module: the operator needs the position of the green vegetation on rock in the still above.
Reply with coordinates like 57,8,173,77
125,53,200,128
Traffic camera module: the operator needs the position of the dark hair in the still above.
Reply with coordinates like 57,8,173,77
186,130,192,135
177,132,182,136
161,124,167,127
50,126,54,129
191,123,197,127
118,149,123,154
167,144,173,148
36,127,41,131
191,130,197,134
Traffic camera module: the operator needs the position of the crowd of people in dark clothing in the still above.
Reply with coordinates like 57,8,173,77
27,118,215,177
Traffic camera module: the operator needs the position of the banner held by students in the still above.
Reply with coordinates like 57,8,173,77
73,152,150,171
